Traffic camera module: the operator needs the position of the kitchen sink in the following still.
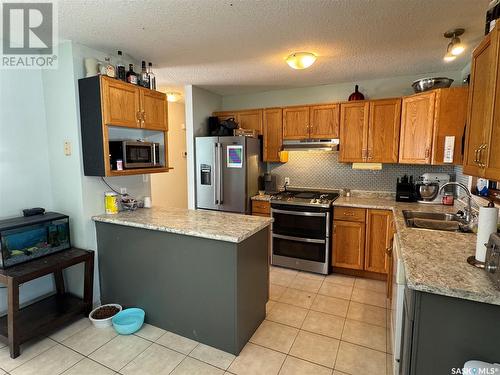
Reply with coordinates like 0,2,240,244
402,210,472,233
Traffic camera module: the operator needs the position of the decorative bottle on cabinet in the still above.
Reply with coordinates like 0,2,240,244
348,85,365,101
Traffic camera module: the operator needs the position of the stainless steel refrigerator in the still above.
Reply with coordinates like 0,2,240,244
195,136,262,214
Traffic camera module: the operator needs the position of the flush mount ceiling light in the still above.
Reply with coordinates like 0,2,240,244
166,92,182,102
286,52,317,70
443,28,465,62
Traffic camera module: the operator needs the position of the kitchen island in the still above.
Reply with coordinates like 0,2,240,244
93,207,272,355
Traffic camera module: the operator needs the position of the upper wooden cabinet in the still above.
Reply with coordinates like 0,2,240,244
101,77,141,128
399,87,468,165
213,110,263,134
263,108,283,162
339,99,400,163
365,209,392,274
283,106,310,139
309,104,340,138
464,25,500,180
101,76,168,131
339,102,369,162
140,89,168,130
368,99,401,163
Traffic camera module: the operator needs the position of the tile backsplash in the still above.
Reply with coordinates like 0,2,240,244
267,151,463,192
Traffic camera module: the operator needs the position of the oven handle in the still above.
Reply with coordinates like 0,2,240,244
271,209,327,217
272,233,326,244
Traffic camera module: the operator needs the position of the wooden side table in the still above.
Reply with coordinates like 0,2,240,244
0,248,94,358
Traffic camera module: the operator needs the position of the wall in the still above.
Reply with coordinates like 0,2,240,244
268,151,456,192
221,70,465,110
151,102,188,208
0,69,56,312
184,85,222,209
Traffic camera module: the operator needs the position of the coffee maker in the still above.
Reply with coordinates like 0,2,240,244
415,173,450,204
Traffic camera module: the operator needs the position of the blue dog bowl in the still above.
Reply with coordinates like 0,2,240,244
111,308,145,335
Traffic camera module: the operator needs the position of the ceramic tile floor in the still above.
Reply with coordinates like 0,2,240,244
0,266,393,375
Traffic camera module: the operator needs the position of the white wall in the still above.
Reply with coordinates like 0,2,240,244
221,70,465,110
184,85,222,209
0,70,56,312
151,102,187,208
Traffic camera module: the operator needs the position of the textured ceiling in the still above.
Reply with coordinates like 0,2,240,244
59,0,488,95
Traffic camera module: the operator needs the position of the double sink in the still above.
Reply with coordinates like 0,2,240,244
403,210,473,233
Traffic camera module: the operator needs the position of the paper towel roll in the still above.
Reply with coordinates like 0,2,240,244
476,206,499,262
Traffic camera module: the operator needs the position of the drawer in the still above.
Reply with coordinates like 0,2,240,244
334,207,366,222
252,212,270,217
252,200,270,214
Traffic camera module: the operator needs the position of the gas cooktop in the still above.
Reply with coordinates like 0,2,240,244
270,189,340,208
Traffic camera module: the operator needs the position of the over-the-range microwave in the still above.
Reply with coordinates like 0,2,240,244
109,140,161,169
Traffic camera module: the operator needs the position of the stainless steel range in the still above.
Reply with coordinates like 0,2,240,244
270,189,340,274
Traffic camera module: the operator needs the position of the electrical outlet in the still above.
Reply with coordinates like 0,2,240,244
64,141,72,156
120,187,127,195
284,177,290,185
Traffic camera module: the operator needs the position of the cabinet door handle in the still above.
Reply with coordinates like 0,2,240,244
362,149,367,159
367,149,373,159
136,111,142,125
474,148,480,163
385,247,393,256
425,148,430,158
478,143,487,168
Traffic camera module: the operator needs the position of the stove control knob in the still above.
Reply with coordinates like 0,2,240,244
486,262,497,274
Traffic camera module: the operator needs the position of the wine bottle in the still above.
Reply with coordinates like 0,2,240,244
116,50,126,81
148,62,156,90
126,64,138,85
139,60,149,88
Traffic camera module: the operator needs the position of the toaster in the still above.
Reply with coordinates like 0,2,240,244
485,233,500,290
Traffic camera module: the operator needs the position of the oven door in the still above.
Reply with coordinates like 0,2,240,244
272,206,328,239
271,204,330,274
123,142,154,168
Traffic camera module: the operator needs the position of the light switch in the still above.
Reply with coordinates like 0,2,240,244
64,141,72,156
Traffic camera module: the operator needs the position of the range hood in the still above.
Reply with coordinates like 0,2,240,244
282,139,339,151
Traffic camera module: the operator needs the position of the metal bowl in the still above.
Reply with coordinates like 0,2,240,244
419,183,439,201
412,77,454,93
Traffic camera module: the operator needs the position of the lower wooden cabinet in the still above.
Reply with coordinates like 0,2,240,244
332,207,393,275
332,220,365,270
252,200,270,217
365,209,392,273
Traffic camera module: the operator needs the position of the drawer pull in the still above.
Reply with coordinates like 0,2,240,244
343,212,355,216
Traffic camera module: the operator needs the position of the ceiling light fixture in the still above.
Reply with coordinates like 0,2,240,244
166,92,182,102
286,52,317,70
443,28,465,62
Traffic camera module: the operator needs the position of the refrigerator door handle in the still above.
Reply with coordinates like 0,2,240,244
213,143,219,205
219,143,224,204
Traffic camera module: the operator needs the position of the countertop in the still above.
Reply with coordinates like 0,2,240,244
334,197,500,306
92,207,273,243
251,194,273,202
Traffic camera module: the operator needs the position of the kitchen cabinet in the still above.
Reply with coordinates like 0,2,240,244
309,104,340,138
332,219,365,270
263,108,283,162
333,207,392,276
101,76,168,130
365,209,392,273
101,77,141,128
339,99,400,163
252,200,270,217
213,110,263,134
368,99,401,163
78,75,169,176
339,102,369,162
399,87,468,165
400,287,500,374
464,25,500,180
140,89,168,130
283,106,310,139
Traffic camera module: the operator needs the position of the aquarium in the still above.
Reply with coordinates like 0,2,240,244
0,212,70,268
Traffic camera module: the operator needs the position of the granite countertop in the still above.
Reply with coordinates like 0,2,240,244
251,194,272,202
334,197,500,306
92,207,273,243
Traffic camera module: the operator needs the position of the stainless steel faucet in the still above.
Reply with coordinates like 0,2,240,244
439,182,475,223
